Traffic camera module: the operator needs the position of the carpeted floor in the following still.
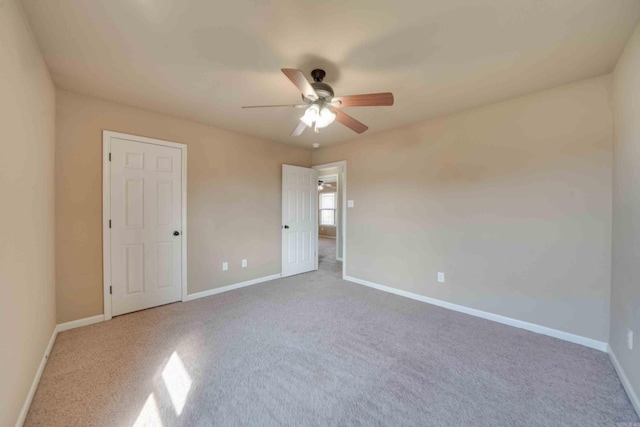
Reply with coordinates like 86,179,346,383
25,238,638,426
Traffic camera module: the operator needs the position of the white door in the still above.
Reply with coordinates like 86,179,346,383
109,137,183,316
282,165,318,277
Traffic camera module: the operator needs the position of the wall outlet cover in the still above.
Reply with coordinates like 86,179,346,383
347,200,354,208
241,259,248,268
222,262,228,271
438,272,445,283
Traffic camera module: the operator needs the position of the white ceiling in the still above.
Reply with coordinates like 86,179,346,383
22,0,640,148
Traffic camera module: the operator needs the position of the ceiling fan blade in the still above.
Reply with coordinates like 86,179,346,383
334,110,368,134
241,104,306,109
291,121,307,137
281,68,318,101
333,92,394,108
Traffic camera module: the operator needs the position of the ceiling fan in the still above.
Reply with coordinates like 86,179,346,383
242,68,394,137
318,180,334,190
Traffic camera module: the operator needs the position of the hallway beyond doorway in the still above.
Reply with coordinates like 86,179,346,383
318,237,341,276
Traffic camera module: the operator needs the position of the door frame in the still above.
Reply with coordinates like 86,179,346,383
313,160,347,280
102,130,188,321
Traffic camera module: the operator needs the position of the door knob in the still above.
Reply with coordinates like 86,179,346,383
283,225,289,229
173,231,180,236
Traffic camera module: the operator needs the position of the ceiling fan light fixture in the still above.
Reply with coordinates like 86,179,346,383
300,104,319,127
300,104,336,129
316,106,336,128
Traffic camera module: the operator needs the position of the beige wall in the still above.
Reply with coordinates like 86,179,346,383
313,76,613,342
611,21,640,407
56,90,311,323
0,0,57,425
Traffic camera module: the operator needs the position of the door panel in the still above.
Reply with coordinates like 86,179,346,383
125,179,144,228
125,244,144,294
282,165,317,277
110,137,182,316
157,181,172,225
156,242,173,288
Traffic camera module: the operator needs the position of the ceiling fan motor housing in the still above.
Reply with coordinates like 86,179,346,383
310,82,334,100
303,69,333,101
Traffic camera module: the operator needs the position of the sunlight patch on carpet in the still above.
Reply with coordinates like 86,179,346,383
133,393,163,427
162,351,192,415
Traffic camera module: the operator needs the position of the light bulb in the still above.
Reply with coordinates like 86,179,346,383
300,104,319,127
315,107,336,128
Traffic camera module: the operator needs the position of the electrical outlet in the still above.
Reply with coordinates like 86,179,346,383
438,272,445,283
628,328,634,350
222,262,228,271
241,259,247,268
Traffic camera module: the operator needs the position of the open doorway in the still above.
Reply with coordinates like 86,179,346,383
313,161,346,279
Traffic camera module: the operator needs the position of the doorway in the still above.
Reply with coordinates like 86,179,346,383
102,131,187,320
313,161,347,279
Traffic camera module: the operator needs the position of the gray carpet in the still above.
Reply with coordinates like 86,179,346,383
25,238,638,426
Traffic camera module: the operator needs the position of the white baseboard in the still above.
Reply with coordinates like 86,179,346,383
344,275,608,352
15,327,57,427
16,276,278,424
185,274,282,301
608,345,640,417
56,314,105,333
16,314,106,426
336,257,343,261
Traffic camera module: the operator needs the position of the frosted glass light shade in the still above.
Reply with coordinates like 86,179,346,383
300,105,336,128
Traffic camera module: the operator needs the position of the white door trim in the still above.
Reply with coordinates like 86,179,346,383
102,130,188,321
313,160,347,280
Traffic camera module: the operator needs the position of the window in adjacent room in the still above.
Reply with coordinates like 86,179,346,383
319,192,336,226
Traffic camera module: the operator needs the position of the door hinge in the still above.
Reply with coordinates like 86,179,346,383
109,286,112,295
108,152,111,161
109,220,111,228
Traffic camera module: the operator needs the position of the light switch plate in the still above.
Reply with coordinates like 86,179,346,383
241,259,247,268
347,200,355,208
222,262,228,271
438,272,445,283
